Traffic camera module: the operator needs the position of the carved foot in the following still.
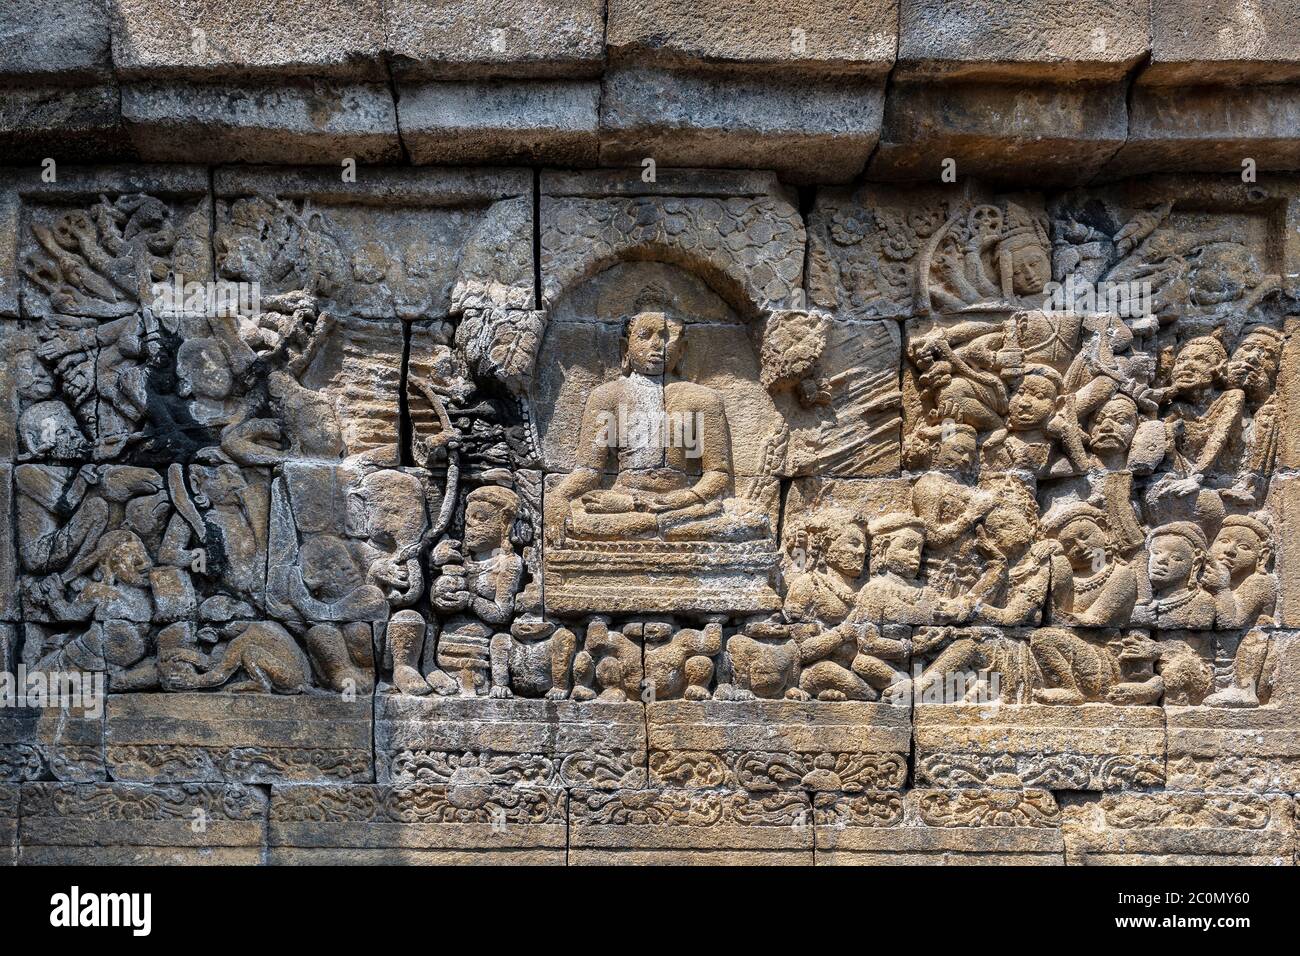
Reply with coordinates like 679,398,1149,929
684,684,712,701
1033,687,1084,705
1204,686,1260,709
393,665,432,696
423,668,459,697
570,685,597,703
544,687,569,701
817,690,847,702
489,685,514,699
881,679,912,704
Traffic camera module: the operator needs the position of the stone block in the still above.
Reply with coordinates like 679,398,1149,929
0,785,15,865
376,695,647,789
599,68,884,185
105,692,373,784
18,781,266,864
0,0,111,83
1105,86,1300,177
1062,791,1296,865
0,688,105,783
607,0,896,78
870,80,1129,187
121,80,401,164
648,700,910,792
0,84,128,165
914,703,1166,791
109,0,386,80
569,788,814,865
1146,0,1300,86
1167,703,1300,792
268,783,567,864
897,0,1148,82
814,788,1065,865
398,80,600,166
386,0,606,80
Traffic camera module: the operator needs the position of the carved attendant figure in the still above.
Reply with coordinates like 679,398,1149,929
428,485,523,696
1042,502,1138,628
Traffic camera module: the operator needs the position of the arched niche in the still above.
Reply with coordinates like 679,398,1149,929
531,258,785,479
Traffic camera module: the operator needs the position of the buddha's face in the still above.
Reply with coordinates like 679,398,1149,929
1211,527,1264,577
825,526,866,577
1148,534,1198,590
880,528,924,579
1089,397,1137,452
1009,375,1057,430
624,312,684,376
1226,335,1281,393
1171,341,1224,392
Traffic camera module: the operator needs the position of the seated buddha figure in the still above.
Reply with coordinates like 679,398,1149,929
554,299,769,544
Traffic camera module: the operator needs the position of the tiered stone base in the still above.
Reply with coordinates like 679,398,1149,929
6,694,1298,865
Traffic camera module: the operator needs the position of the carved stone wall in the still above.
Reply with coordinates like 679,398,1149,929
4,1,1300,866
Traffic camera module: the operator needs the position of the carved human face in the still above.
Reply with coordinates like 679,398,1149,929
1011,245,1051,296
880,528,924,580
106,537,152,587
826,526,866,577
1226,335,1281,394
1089,397,1137,452
1056,518,1109,573
464,499,509,554
15,351,54,401
1009,375,1057,430
984,507,1031,556
1211,526,1264,577
1148,533,1199,590
931,428,977,471
20,401,84,457
1171,341,1224,392
300,535,362,600
624,312,685,376
194,465,245,507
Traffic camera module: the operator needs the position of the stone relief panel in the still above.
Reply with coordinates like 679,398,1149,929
5,164,1300,862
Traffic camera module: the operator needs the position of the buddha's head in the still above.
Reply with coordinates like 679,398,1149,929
622,309,686,377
